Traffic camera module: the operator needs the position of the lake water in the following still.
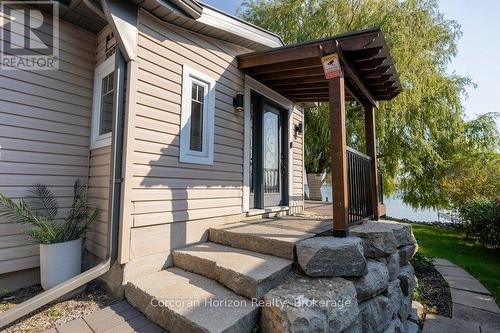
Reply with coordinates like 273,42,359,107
305,185,440,222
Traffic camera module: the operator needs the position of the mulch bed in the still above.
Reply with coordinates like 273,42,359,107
0,282,119,333
411,253,453,318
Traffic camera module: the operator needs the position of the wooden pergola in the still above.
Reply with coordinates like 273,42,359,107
238,27,401,236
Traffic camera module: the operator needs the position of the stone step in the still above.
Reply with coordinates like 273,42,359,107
209,221,315,259
172,242,293,299
125,268,259,333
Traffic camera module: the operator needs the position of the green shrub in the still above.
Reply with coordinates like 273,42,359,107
411,252,434,271
0,182,99,244
457,199,500,249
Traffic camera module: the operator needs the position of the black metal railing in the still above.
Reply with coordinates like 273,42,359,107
378,171,384,204
347,147,373,225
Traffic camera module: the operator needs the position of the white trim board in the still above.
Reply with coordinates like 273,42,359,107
243,75,295,212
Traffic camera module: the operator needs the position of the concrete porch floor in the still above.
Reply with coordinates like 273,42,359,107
303,200,335,217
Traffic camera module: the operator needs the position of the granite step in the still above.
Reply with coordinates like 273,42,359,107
209,221,315,259
125,268,259,333
172,242,293,299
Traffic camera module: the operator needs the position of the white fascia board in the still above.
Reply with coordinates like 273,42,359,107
197,5,284,48
170,0,202,19
101,0,138,62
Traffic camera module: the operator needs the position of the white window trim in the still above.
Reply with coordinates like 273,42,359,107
90,56,115,149
180,65,216,165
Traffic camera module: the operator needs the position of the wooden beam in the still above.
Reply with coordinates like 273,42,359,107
355,57,386,70
270,81,328,90
291,95,357,102
365,74,393,85
336,43,378,107
291,97,330,102
249,58,321,75
279,83,329,92
329,76,349,236
285,89,330,96
284,87,355,99
345,46,383,60
336,32,379,51
362,66,390,78
257,66,324,80
364,104,380,220
368,80,396,88
238,45,321,69
266,75,326,86
373,86,398,94
344,82,364,106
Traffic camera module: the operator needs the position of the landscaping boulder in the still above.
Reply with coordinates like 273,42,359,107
352,260,389,302
385,279,403,319
399,293,413,322
405,320,419,333
383,318,405,333
408,307,419,324
411,300,424,321
398,244,418,266
261,276,359,333
342,316,362,333
378,221,417,247
398,264,417,296
358,295,393,333
377,252,400,281
350,222,398,258
297,237,367,277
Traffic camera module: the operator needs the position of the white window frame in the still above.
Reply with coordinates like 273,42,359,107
90,56,115,149
180,65,216,165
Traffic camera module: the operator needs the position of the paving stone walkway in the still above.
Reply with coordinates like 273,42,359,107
44,301,164,333
423,258,500,333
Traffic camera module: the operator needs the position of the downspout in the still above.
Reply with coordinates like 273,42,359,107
0,50,127,330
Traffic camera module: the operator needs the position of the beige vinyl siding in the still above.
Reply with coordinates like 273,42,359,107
85,26,115,259
291,106,305,214
123,11,249,272
0,5,96,275
120,11,305,276
86,146,111,259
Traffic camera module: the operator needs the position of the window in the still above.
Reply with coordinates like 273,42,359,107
91,56,115,149
180,65,216,165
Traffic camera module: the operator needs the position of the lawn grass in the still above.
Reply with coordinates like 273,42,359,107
411,223,500,305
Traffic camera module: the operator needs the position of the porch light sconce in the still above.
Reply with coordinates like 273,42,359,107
233,92,244,112
294,122,303,136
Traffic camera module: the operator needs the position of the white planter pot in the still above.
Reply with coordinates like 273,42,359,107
39,238,82,290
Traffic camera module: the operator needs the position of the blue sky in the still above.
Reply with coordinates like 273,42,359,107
203,0,500,127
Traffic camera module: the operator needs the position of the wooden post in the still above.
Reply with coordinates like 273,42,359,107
364,103,380,220
329,76,349,237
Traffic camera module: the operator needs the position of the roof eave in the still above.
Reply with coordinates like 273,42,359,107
170,0,202,19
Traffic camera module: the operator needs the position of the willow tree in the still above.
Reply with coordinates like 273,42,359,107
303,107,331,200
239,0,498,208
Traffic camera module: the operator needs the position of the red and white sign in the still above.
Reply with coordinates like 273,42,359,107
321,53,342,79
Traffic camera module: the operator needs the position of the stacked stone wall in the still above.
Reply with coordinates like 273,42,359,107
262,221,419,333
